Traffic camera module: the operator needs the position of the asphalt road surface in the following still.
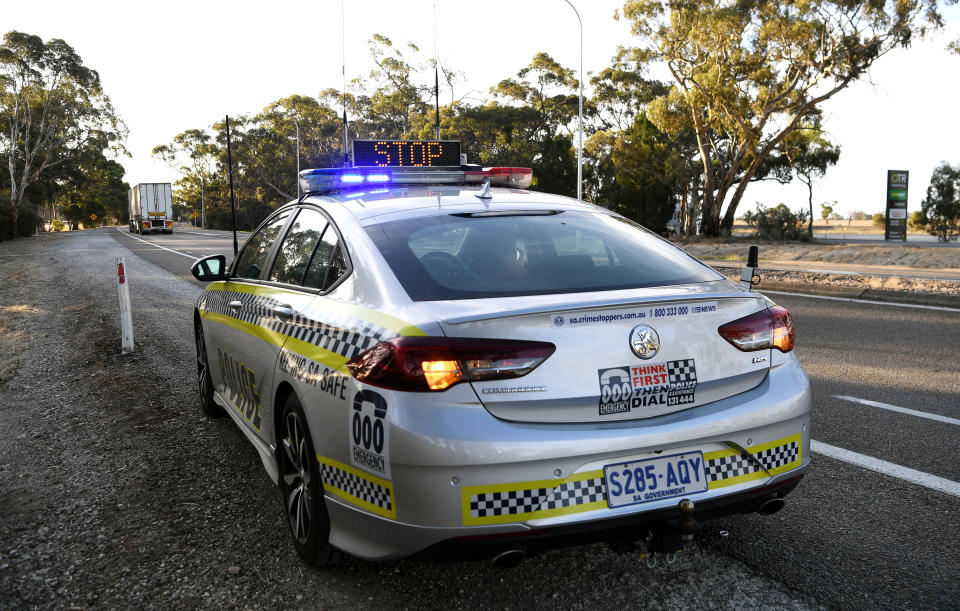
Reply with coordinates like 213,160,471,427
4,226,955,608
109,226,960,608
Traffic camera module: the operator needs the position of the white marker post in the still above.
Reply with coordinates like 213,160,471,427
117,257,135,354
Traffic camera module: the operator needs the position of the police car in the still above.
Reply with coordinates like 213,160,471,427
190,139,810,566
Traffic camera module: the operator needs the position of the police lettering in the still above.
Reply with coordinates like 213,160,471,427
217,347,262,430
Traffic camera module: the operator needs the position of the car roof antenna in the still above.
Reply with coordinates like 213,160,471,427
475,180,492,200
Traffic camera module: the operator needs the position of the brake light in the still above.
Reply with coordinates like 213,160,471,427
347,337,555,392
718,306,794,353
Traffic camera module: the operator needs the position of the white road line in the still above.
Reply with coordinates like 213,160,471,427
811,440,960,498
833,395,960,426
804,268,859,276
115,227,197,260
761,289,960,313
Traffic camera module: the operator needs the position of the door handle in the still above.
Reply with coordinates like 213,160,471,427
228,300,243,311
273,305,295,319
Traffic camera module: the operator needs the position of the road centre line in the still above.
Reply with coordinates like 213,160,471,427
804,268,859,276
833,395,960,426
116,227,197,260
811,440,960,498
760,290,960,313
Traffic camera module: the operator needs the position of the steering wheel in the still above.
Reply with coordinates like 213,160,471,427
419,251,474,284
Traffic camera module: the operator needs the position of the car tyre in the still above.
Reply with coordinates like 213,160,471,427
279,393,342,567
195,321,222,418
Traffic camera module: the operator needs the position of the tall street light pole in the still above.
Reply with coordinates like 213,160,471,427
293,119,301,199
562,0,583,201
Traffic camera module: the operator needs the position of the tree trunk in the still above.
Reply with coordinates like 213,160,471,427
805,176,813,239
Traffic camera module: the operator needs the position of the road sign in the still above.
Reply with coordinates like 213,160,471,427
885,170,908,241
191,212,199,218
90,213,97,221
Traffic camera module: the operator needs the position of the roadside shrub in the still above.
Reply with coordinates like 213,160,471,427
50,219,66,232
744,203,810,241
908,210,927,230
872,213,885,228
0,202,40,240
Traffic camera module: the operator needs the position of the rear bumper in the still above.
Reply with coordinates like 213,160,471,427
319,356,811,560
412,472,804,562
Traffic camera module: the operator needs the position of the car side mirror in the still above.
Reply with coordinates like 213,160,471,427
191,255,229,282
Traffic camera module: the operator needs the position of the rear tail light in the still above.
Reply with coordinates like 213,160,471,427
347,337,556,392
718,306,795,353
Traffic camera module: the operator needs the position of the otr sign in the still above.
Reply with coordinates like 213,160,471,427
885,170,908,241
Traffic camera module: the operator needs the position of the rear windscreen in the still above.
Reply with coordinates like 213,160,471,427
365,211,722,301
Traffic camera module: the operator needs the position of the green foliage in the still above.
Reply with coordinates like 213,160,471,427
588,113,680,232
49,219,65,232
908,210,927,230
0,30,126,239
744,204,810,241
921,162,960,242
820,203,834,220
873,213,886,228
621,0,943,235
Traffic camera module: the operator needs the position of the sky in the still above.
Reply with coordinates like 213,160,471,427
7,0,960,218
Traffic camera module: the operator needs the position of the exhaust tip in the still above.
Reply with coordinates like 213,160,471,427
492,548,526,569
757,497,785,515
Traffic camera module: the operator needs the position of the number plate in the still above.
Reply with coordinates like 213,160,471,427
604,451,707,509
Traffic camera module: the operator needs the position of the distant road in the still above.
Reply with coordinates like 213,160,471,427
702,258,960,282
731,230,955,246
815,234,958,246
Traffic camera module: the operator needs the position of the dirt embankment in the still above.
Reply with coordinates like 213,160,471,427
675,239,960,270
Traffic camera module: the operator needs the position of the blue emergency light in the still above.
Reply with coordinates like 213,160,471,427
297,141,532,196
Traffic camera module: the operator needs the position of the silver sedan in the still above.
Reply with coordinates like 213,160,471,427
190,169,810,566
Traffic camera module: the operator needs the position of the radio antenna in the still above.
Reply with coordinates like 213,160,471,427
433,3,440,140
225,115,238,255
341,0,350,167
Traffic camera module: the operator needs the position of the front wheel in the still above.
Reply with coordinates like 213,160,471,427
279,394,341,566
195,321,221,418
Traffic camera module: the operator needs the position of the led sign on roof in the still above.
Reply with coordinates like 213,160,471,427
353,140,461,168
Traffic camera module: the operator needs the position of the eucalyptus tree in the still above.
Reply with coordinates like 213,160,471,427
921,162,960,242
622,0,946,236
0,31,125,237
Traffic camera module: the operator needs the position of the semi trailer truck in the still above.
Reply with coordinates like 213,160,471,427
129,183,173,234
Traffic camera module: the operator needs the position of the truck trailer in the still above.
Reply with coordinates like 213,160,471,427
129,183,174,234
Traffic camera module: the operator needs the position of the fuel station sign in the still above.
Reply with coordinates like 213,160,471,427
885,170,908,241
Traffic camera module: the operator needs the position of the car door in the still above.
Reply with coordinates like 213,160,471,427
203,208,294,439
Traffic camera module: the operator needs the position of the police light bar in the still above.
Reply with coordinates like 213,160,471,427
298,166,533,195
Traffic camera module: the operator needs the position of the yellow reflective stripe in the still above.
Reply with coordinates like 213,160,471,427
317,455,396,520
200,310,285,349
205,281,425,337
705,432,803,490
707,469,767,490
200,310,351,373
283,336,350,373
702,433,802,462
461,470,604,526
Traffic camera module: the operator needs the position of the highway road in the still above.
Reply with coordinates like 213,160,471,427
3,226,956,608
108,226,960,608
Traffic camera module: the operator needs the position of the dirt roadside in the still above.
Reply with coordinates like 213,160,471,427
0,231,821,609
675,238,960,269
672,238,960,307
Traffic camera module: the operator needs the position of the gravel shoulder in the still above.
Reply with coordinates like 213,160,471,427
0,230,823,609
675,238,960,269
